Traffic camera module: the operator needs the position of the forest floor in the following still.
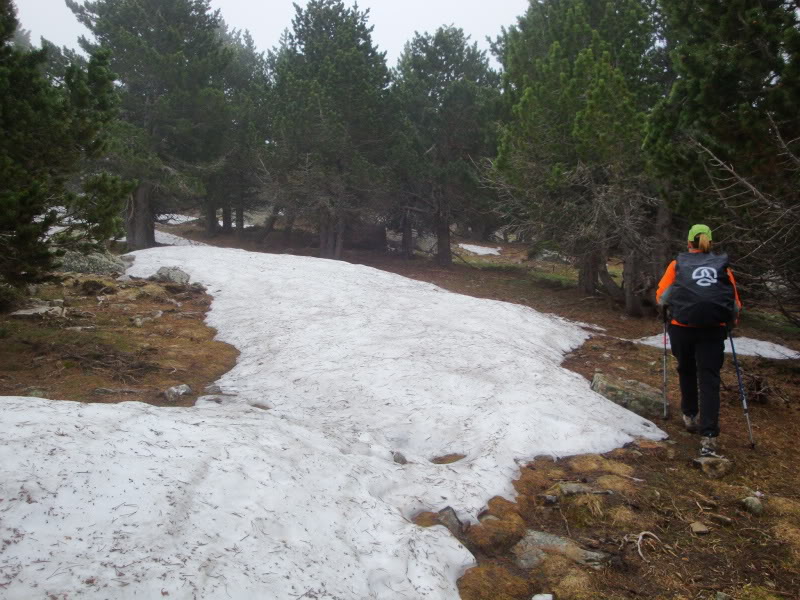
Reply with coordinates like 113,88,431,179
1,221,799,600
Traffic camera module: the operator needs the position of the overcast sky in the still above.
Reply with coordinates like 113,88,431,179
14,0,528,68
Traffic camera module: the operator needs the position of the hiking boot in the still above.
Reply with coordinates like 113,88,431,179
683,413,700,434
700,436,721,457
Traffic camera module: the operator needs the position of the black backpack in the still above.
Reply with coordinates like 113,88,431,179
669,252,736,326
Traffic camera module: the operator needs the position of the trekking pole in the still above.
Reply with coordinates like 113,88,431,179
662,310,670,420
727,327,756,449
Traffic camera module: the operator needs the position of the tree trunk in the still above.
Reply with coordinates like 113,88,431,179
235,205,244,237
222,204,232,234
623,249,645,317
262,204,281,240
577,249,600,295
334,214,345,259
125,183,155,251
434,204,452,266
319,209,331,258
283,211,296,244
205,201,218,236
401,209,414,260
598,263,625,303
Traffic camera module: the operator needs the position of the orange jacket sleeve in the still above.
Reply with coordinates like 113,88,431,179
728,269,742,310
656,260,676,305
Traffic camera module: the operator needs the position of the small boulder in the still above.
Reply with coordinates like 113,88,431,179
392,451,408,465
56,251,126,275
555,482,593,496
154,266,191,285
693,457,733,479
10,306,65,319
437,507,464,538
590,373,663,419
740,497,764,516
532,595,554,600
690,521,710,535
511,530,610,570
708,513,733,526
205,384,223,395
163,384,192,402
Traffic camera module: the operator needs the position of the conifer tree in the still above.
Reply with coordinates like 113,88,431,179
67,0,231,249
646,0,800,323
0,1,129,285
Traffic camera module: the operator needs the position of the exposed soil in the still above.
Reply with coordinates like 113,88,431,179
3,221,800,599
0,274,238,407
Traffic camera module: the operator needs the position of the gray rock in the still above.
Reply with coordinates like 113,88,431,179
540,494,559,505
555,482,593,496
590,373,663,419
392,452,408,465
690,521,710,535
512,530,610,570
532,595,554,600
740,497,764,516
708,513,733,526
10,306,65,319
93,388,142,395
56,251,126,275
163,384,192,402
205,384,223,395
154,266,190,285
715,593,732,600
23,387,49,398
119,254,136,267
693,457,733,479
437,507,463,538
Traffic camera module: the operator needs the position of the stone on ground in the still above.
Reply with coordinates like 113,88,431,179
693,456,733,479
590,373,663,419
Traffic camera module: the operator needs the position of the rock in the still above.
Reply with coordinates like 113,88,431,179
163,384,192,402
690,521,710,535
590,373,663,419
714,593,732,600
10,306,65,319
119,254,136,267
154,266,191,285
56,250,126,275
205,384,223,394
532,595,554,600
693,457,733,479
132,317,144,328
437,507,463,538
392,451,408,465
511,530,610,570
540,494,559,505
555,482,593,496
741,497,764,516
23,387,48,398
708,513,734,526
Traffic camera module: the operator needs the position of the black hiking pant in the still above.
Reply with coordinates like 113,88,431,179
668,324,727,438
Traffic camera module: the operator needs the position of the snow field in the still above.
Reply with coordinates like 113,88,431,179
0,245,665,599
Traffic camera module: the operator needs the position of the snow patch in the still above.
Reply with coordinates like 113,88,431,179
1,246,664,599
635,334,800,360
458,243,501,256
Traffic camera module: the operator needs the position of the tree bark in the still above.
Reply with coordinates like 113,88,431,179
235,205,244,237
577,249,600,295
598,263,625,303
205,200,218,236
434,204,452,266
222,204,232,234
125,183,155,251
319,209,331,257
334,214,345,259
623,249,645,317
401,209,414,260
262,204,281,240
283,211,295,244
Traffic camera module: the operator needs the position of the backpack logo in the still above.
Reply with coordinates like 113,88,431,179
692,267,718,287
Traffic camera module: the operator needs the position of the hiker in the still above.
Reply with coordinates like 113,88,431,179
656,224,742,457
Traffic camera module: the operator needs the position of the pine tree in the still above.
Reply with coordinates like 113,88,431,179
492,0,665,313
392,26,500,265
645,0,800,323
0,1,129,286
67,0,232,249
268,0,390,259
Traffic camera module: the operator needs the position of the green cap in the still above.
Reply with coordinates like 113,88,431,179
688,224,712,242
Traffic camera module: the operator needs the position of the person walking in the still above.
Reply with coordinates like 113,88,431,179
656,224,742,457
